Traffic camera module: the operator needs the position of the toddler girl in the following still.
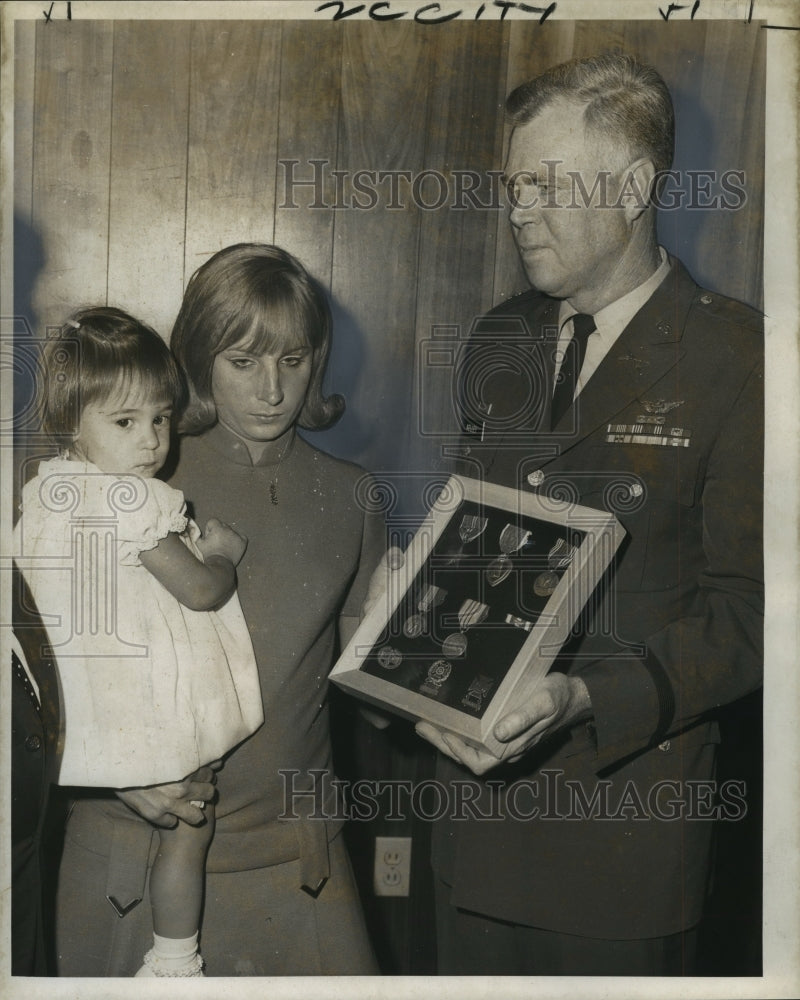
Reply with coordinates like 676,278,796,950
14,307,264,977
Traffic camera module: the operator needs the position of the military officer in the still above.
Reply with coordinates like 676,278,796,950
416,51,763,976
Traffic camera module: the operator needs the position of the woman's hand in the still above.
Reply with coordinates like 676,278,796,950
197,517,248,567
115,764,219,827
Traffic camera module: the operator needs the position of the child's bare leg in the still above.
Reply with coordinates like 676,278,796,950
135,805,215,977
150,805,215,937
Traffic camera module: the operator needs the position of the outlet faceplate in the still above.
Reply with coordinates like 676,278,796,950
373,836,412,897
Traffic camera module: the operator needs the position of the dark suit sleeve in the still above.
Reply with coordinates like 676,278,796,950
11,565,63,975
582,358,764,770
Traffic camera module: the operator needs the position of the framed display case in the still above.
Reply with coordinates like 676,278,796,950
331,475,625,759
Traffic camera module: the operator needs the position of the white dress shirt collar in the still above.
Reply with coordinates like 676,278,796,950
555,247,671,395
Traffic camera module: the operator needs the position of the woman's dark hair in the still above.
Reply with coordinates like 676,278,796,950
39,306,186,448
170,243,344,435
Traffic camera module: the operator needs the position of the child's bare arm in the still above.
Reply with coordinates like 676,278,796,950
140,519,247,611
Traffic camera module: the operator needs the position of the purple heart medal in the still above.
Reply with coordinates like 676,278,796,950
402,584,447,639
445,513,488,564
441,598,490,658
533,537,578,598
486,524,532,587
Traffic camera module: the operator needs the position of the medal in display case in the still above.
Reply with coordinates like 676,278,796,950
331,475,625,759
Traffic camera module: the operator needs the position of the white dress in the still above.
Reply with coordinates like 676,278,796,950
13,456,264,788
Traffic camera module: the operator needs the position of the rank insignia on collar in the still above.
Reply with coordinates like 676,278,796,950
641,399,685,416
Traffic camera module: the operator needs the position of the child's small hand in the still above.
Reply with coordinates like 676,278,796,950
116,765,218,827
197,517,248,566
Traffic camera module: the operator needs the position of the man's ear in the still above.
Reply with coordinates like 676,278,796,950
617,158,657,222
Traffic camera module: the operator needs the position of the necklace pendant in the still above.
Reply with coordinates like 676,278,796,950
270,481,278,505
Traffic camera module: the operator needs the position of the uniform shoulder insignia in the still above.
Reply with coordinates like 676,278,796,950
695,288,762,333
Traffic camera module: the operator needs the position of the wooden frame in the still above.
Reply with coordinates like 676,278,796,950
332,475,625,758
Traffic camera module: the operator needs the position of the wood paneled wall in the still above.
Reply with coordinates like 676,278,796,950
13,16,766,975
16,18,764,512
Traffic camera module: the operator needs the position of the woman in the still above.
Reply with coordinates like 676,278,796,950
54,244,386,976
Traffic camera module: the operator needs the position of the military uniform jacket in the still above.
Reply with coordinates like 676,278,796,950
432,256,764,940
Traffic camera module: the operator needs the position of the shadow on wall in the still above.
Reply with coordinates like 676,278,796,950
302,290,411,476
658,80,746,301
302,291,370,461
14,211,45,335
12,211,49,515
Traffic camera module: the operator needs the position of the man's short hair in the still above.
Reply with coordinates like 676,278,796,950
506,51,675,175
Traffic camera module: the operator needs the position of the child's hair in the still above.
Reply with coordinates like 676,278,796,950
170,243,345,435
40,306,186,448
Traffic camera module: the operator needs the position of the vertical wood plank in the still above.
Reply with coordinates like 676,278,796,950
184,21,283,290
694,22,765,308
619,16,707,65
107,21,190,338
326,22,433,475
31,20,113,328
12,19,46,516
13,19,36,223
735,25,765,310
411,23,508,482
633,22,711,291
570,18,627,60
273,20,343,288
505,18,577,93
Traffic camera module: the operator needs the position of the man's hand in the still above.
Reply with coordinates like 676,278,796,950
115,764,219,827
416,674,592,775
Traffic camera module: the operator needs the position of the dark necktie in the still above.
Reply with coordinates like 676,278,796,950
550,313,596,429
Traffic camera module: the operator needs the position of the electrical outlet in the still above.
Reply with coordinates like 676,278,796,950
373,836,412,897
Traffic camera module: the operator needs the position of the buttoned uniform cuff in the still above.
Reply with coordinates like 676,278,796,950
580,651,675,772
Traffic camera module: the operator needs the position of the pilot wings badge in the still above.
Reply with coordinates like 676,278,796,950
641,399,684,416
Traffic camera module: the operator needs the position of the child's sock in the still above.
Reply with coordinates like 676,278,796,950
135,931,205,977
